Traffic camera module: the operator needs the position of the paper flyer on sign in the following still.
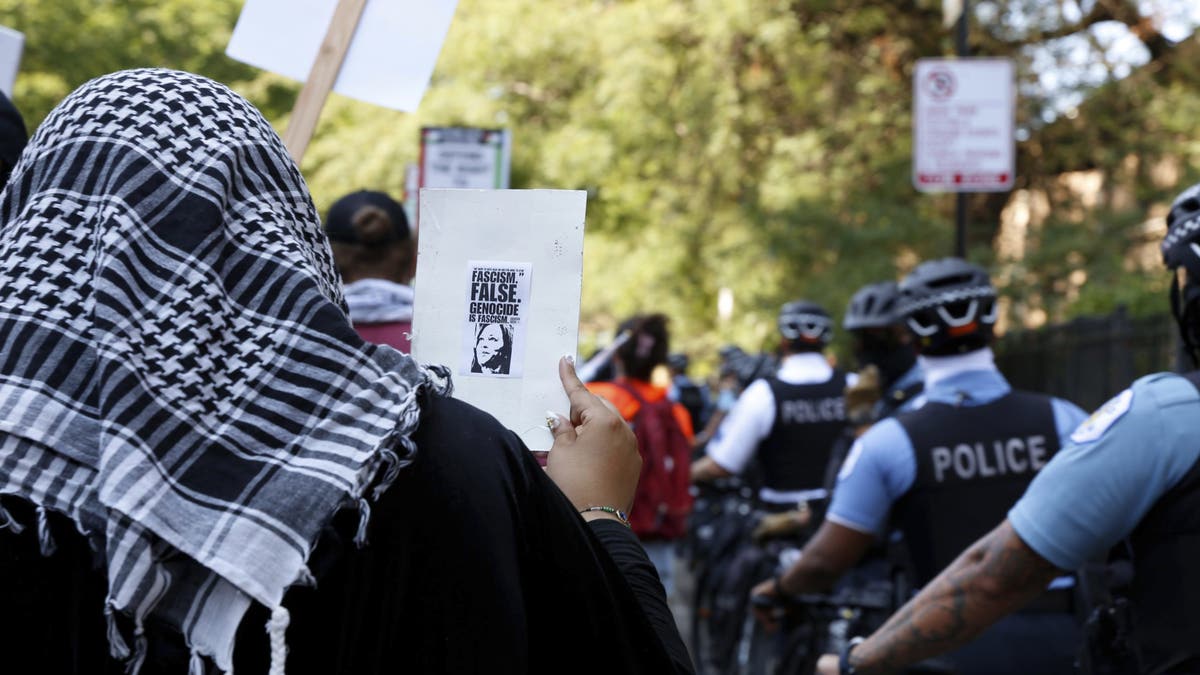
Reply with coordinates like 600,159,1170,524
462,261,531,377
412,189,586,451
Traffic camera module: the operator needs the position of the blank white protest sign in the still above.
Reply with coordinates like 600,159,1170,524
0,26,23,98
226,0,457,111
412,189,586,451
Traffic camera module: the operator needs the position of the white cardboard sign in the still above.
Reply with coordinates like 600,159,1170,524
412,189,586,451
226,0,458,111
0,26,23,99
913,58,1015,193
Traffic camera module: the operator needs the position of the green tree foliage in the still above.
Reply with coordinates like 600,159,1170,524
6,0,1198,366
398,0,957,358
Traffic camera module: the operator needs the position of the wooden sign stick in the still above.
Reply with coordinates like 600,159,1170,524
282,0,368,164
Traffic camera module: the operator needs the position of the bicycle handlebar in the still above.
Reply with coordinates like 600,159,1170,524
752,588,893,613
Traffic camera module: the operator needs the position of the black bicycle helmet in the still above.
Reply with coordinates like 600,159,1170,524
667,352,690,373
778,300,833,347
718,344,745,362
897,258,997,355
844,281,901,331
1162,183,1200,366
731,352,777,389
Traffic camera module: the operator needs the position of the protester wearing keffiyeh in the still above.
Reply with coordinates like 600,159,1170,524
0,69,447,673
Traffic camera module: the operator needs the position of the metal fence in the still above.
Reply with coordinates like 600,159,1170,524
994,308,1180,413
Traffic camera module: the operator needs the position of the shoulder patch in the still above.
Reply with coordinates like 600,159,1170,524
1071,389,1134,444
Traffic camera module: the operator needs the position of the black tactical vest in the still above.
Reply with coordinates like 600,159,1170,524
1123,372,1200,673
892,390,1060,586
758,373,848,493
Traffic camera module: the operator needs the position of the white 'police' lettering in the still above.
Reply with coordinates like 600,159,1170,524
931,435,1049,482
780,397,845,424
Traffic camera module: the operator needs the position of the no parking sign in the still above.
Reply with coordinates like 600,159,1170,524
913,58,1015,193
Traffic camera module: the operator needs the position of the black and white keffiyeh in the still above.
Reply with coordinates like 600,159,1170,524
0,69,446,673
344,278,415,324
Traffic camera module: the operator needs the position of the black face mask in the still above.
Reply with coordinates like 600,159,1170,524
1170,274,1200,368
852,330,917,388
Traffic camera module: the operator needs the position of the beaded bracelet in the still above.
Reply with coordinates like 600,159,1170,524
579,505,631,528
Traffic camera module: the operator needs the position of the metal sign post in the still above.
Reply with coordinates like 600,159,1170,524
955,0,969,257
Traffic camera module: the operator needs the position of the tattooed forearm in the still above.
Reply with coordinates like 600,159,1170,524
846,519,1062,675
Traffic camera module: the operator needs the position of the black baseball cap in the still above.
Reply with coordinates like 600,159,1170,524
324,190,409,244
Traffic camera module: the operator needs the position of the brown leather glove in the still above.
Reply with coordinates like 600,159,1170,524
751,506,811,542
845,364,882,426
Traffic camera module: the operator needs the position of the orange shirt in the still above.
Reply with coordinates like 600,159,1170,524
588,378,695,440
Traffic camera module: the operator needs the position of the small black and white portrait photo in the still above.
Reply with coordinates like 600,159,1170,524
470,322,514,375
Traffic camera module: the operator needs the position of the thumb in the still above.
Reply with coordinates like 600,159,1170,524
547,411,577,446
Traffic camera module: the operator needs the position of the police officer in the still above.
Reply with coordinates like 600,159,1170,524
691,300,851,510
751,259,1088,674
843,280,924,424
667,352,712,436
819,281,925,512
815,187,1200,675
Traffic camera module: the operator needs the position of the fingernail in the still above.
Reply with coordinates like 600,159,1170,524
545,411,560,430
563,354,575,365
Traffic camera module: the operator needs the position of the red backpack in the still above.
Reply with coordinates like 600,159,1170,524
614,383,694,540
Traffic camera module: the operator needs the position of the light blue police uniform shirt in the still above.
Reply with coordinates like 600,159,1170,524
1009,372,1200,570
877,363,924,417
828,367,1088,535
